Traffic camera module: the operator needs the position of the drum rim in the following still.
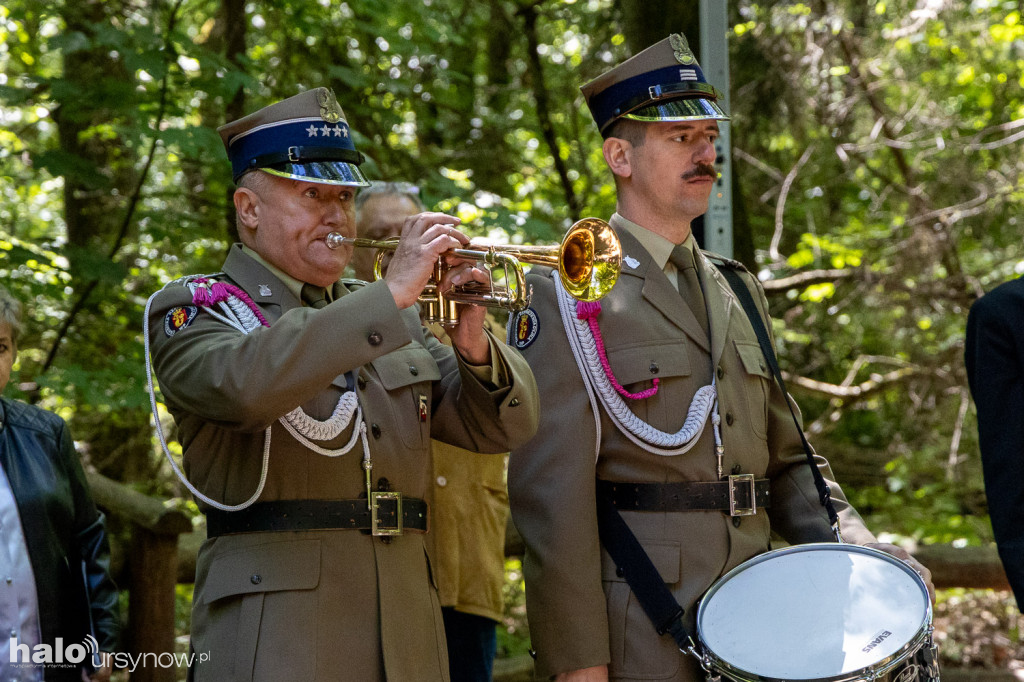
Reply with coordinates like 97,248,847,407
699,628,932,682
695,542,933,682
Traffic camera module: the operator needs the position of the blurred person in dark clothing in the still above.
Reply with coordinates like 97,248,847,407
966,274,1024,611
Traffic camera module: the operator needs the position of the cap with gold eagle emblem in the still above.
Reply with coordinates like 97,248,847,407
217,87,370,186
581,32,729,135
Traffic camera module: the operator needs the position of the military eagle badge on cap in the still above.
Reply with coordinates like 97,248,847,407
318,88,343,123
511,308,540,350
164,305,198,337
670,33,696,65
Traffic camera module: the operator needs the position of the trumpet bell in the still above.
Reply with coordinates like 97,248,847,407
559,218,621,302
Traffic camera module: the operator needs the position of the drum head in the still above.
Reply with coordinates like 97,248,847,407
697,543,930,680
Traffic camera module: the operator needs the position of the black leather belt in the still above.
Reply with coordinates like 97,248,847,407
597,476,770,517
206,497,428,538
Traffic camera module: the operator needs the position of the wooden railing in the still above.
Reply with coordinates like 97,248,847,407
86,471,192,682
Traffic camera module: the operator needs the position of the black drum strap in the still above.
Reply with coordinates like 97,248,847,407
591,262,842,658
718,266,841,531
595,485,693,650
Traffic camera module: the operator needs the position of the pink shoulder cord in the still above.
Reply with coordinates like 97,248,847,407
576,300,659,400
191,278,271,328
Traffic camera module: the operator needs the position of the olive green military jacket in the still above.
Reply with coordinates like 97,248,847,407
429,441,508,622
148,245,538,682
507,224,874,681
424,320,509,624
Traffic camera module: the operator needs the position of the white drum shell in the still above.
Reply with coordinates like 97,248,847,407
696,543,933,682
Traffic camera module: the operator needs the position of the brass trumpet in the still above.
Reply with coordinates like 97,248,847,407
326,218,621,327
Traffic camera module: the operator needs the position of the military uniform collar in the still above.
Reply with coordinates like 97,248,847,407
223,244,300,308
238,245,306,303
609,215,710,353
610,213,699,273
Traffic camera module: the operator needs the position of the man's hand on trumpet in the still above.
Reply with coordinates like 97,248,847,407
384,211,465,309
383,211,491,365
439,256,492,365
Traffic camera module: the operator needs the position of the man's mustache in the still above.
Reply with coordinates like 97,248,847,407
682,163,717,180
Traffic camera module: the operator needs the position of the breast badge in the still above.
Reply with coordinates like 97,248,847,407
164,305,198,337
512,308,540,349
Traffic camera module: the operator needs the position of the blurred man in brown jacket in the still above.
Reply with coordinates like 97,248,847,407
146,89,538,681
354,182,509,682
507,34,932,681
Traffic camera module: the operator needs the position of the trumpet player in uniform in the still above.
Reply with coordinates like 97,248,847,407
506,34,933,681
145,88,538,681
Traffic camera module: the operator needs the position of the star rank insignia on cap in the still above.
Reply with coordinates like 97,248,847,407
670,33,696,65
318,88,343,123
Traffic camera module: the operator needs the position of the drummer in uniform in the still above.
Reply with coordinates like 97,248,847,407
146,88,539,681
506,34,933,681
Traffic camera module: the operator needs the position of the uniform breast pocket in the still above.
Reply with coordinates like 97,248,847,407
606,341,693,430
371,344,442,449
606,341,692,391
734,340,771,441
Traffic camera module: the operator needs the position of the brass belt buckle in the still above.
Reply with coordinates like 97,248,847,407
727,474,757,517
370,492,403,536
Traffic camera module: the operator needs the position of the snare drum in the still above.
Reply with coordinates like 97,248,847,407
695,543,939,682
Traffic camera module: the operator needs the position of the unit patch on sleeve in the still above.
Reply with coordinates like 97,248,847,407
164,305,199,337
512,308,540,350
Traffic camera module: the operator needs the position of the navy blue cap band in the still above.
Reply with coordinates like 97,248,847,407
588,64,719,132
228,118,359,182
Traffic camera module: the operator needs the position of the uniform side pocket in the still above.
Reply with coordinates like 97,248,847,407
197,538,321,682
601,542,682,680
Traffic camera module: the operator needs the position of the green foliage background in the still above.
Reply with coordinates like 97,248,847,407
1,0,1022,634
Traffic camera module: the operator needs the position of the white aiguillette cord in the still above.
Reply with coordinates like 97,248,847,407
552,274,723,465
143,276,370,512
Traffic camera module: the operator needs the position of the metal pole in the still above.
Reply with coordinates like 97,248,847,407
700,0,734,257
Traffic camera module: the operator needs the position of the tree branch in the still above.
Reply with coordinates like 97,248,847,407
783,366,921,399
769,144,815,263
761,268,858,293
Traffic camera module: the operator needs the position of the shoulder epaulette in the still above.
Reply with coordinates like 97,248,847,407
340,277,370,291
701,250,749,272
161,272,224,293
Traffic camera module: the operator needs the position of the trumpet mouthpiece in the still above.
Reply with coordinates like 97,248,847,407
325,232,346,249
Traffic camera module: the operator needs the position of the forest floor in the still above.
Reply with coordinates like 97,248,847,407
934,589,1023,671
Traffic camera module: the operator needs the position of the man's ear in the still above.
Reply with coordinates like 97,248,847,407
234,187,260,235
602,137,633,179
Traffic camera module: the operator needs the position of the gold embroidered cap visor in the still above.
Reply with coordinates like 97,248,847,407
261,159,370,187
